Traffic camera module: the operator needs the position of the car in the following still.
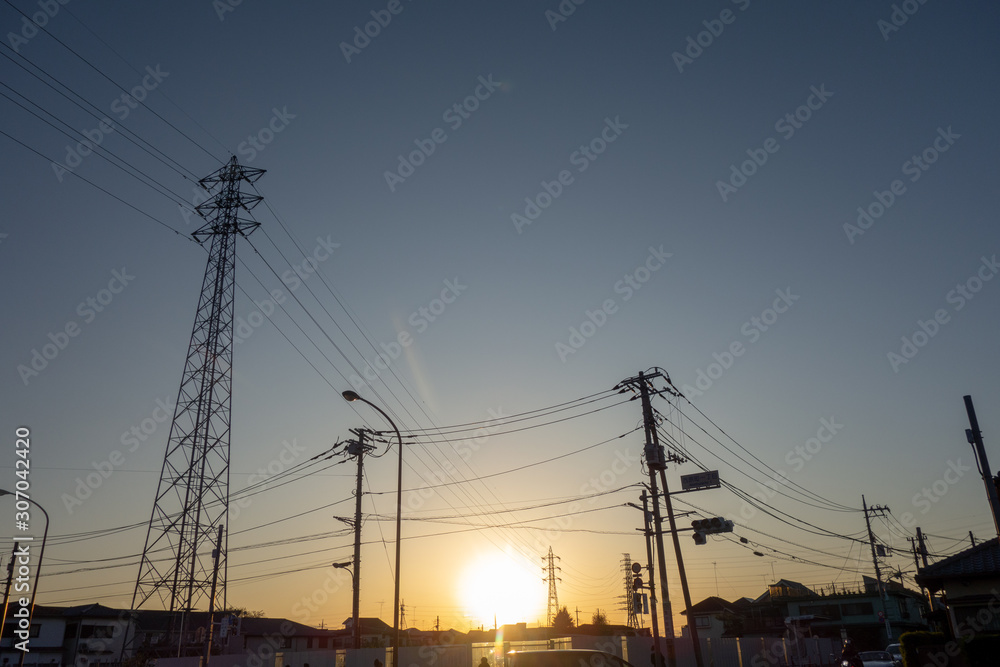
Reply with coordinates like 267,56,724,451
857,651,895,667
885,643,902,666
506,650,636,667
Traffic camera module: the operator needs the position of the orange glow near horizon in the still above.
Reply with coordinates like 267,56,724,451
457,549,547,629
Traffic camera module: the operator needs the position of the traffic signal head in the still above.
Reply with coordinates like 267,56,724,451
691,517,733,534
693,531,707,545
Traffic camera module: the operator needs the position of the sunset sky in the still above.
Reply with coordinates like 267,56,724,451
2,1,999,634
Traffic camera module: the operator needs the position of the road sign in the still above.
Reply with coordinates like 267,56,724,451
680,470,720,491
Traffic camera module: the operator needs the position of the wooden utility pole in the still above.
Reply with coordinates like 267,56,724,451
348,429,374,650
639,492,667,667
964,395,1000,539
0,543,18,639
203,525,224,667
863,496,892,641
621,370,694,667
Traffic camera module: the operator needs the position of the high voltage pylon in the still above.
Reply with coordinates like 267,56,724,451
129,157,265,653
620,554,638,629
542,547,561,626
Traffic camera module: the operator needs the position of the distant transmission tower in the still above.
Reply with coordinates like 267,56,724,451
542,547,561,626
130,157,265,650
621,553,638,629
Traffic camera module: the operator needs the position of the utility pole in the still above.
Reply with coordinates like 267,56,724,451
347,429,374,650
620,371,694,667
634,492,666,667
964,395,1000,540
863,496,892,641
203,525,224,667
0,543,17,639
915,528,930,568
575,607,579,627
915,527,936,618
659,465,700,666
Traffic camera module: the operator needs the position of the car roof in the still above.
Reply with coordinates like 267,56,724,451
507,650,635,667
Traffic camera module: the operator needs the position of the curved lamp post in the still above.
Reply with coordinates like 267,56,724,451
0,490,49,667
342,390,402,667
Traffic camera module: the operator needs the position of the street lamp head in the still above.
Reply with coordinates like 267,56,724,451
332,561,352,569
342,390,361,402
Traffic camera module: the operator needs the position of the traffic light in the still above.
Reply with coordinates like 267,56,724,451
691,517,734,545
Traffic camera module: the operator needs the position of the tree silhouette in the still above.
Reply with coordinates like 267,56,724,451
552,606,574,631
591,609,613,635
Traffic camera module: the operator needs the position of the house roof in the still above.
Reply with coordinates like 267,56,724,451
341,617,394,634
27,604,125,619
752,579,815,603
680,596,737,616
916,537,1000,590
238,617,333,636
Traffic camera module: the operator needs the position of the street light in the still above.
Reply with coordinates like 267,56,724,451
332,561,359,650
342,390,403,667
0,490,49,667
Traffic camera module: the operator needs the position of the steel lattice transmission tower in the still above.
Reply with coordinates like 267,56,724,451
542,547,561,626
621,553,638,629
131,157,265,629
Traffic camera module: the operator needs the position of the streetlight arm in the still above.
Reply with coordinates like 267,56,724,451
348,396,402,451
0,490,49,667
342,391,403,667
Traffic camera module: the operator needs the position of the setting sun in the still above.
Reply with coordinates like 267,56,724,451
457,549,547,629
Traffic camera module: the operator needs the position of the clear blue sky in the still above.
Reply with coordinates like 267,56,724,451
1,0,999,632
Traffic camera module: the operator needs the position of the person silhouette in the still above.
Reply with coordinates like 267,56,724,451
479,658,490,667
